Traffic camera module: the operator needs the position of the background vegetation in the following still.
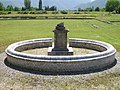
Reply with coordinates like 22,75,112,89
0,13,120,53
0,0,120,14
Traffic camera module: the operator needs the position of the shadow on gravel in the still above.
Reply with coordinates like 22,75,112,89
4,58,117,76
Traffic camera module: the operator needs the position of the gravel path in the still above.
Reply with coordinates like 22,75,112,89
0,52,120,90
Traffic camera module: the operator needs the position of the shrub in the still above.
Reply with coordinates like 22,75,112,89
112,11,116,14
74,11,80,14
29,11,35,14
35,11,47,14
18,11,22,14
8,11,11,14
23,11,29,14
51,11,59,14
60,10,68,14
18,11,29,14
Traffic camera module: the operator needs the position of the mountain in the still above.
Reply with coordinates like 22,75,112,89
0,0,24,8
75,0,107,9
42,0,91,10
0,0,91,10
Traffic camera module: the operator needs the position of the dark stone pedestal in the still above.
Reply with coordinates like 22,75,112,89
48,47,73,55
48,22,73,56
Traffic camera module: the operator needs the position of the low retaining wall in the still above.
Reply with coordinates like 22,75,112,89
5,38,116,72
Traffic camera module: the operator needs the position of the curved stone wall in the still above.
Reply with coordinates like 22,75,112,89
5,38,116,72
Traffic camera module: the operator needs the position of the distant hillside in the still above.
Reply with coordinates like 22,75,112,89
75,0,107,9
0,0,91,10
41,0,91,10
0,0,24,7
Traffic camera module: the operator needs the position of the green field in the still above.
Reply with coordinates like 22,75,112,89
0,17,120,52
0,14,120,90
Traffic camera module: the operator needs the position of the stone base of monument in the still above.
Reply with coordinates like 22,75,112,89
48,47,73,55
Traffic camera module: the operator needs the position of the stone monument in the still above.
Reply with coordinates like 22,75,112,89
48,22,73,55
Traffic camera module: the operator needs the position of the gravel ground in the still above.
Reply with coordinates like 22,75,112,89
0,52,120,90
22,48,98,55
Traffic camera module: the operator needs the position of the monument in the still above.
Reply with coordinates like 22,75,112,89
48,22,73,55
6,22,116,72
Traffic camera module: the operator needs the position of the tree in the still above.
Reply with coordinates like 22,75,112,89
60,10,68,14
29,7,37,11
39,0,42,10
101,8,106,12
24,0,31,10
95,7,100,11
0,2,4,11
78,8,82,11
116,4,120,13
106,0,120,12
86,7,94,12
49,6,57,11
44,6,57,11
44,6,49,11
7,5,13,11
14,6,19,11
22,7,26,11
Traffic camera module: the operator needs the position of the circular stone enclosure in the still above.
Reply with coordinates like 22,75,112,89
5,38,116,72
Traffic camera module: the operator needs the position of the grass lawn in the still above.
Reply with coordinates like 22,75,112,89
98,14,120,21
0,14,120,90
0,19,120,52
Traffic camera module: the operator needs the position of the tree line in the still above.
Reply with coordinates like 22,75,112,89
0,0,120,14
106,0,120,14
0,0,57,11
78,0,120,14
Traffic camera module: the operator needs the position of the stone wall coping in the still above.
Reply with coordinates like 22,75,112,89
6,38,116,62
